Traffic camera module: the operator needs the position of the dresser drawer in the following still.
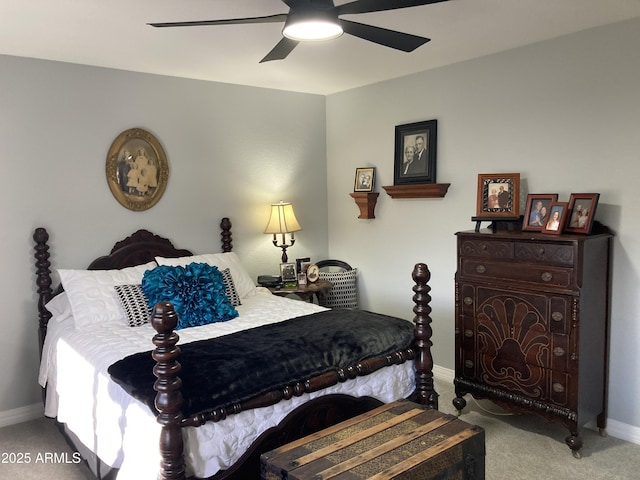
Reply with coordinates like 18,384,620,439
460,258,573,289
514,242,575,267
460,352,572,408
459,318,571,373
458,284,572,335
459,239,513,260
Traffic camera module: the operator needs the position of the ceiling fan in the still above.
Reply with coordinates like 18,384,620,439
149,0,449,63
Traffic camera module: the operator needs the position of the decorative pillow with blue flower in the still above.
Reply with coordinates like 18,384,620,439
142,262,239,329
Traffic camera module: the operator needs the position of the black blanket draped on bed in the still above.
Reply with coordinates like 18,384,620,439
108,309,414,417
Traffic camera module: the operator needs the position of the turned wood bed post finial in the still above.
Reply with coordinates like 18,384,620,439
33,227,53,355
152,302,186,480
412,263,439,409
220,217,232,252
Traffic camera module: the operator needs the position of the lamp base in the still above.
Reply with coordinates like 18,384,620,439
272,239,295,263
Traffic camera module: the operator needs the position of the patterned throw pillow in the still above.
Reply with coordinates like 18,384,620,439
318,269,358,309
114,284,152,327
220,267,241,306
142,263,238,329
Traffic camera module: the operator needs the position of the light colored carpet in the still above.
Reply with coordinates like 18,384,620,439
0,414,93,479
436,379,640,480
1,378,639,479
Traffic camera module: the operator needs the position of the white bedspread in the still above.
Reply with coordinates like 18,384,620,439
39,288,415,479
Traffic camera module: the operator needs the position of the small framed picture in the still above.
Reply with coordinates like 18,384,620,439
476,173,520,217
522,194,559,232
296,257,311,273
279,263,297,282
542,202,569,235
565,193,600,234
354,167,375,192
393,119,437,185
306,264,320,283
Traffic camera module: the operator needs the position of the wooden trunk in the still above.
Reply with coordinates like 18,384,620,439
261,400,485,480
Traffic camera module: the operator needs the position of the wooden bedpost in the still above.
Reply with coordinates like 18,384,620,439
33,227,53,355
152,302,186,480
412,263,439,409
220,217,232,252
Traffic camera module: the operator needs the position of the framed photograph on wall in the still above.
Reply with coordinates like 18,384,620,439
522,194,559,232
354,167,375,192
476,173,520,217
542,202,569,235
565,193,600,234
105,127,169,211
393,119,437,185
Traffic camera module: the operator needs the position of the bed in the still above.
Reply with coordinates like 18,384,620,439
33,218,438,480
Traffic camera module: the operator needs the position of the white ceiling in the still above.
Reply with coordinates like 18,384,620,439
2,0,640,95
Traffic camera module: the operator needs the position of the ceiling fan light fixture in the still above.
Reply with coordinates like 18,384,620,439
282,12,343,41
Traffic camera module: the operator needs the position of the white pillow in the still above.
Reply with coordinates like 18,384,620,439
44,292,73,321
155,252,256,298
58,261,157,331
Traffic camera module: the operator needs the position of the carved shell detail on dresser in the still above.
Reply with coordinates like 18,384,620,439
476,296,549,399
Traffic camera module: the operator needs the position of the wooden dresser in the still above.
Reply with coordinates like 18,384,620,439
453,228,612,457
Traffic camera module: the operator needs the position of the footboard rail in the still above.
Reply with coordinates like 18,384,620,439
151,263,437,480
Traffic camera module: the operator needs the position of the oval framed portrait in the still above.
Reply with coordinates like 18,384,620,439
106,128,169,211
306,264,320,283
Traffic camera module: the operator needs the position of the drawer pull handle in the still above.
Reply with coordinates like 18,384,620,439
464,360,474,369
464,297,473,306
552,383,565,393
464,329,474,338
553,347,565,357
476,265,486,274
551,311,564,322
537,247,545,256
541,272,553,282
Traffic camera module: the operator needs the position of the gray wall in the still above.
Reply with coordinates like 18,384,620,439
326,17,640,440
0,55,328,418
2,16,639,445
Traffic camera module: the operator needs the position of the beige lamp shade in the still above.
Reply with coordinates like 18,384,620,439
264,201,302,235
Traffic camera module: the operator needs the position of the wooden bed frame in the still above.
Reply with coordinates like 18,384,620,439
33,218,438,480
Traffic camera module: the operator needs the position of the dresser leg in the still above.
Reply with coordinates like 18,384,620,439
452,395,467,416
566,432,583,459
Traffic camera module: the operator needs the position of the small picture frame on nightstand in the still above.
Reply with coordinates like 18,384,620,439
280,263,297,283
306,264,320,283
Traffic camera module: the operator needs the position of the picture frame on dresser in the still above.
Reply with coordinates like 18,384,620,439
542,202,569,234
475,173,520,218
522,194,559,232
565,193,600,234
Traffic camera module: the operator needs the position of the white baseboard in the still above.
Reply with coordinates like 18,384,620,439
433,364,454,383
0,403,44,428
606,418,640,446
431,364,640,446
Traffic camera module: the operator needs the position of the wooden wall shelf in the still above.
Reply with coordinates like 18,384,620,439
382,183,450,199
349,192,379,219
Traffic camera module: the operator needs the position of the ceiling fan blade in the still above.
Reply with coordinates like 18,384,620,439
337,0,448,16
340,19,429,52
260,38,300,63
281,0,336,8
148,14,288,28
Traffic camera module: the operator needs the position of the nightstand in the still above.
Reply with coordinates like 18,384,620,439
268,280,332,307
